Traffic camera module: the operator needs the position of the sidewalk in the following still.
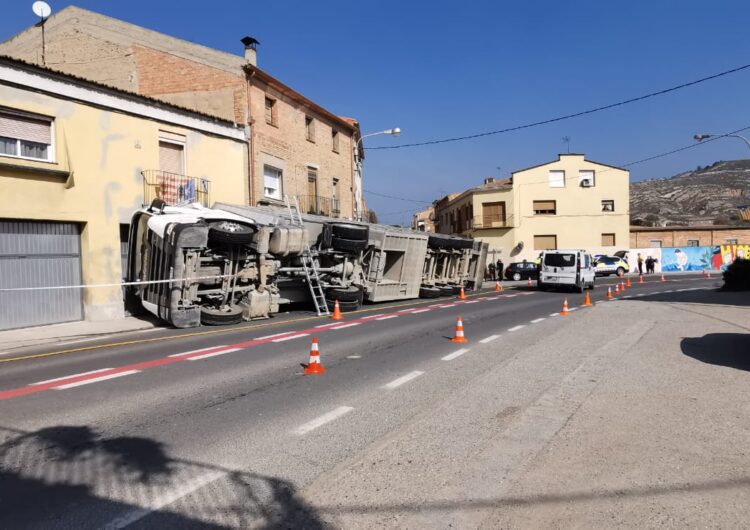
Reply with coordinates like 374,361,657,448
0,315,159,357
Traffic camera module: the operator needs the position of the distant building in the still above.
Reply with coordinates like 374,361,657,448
412,206,436,232
630,225,750,248
434,154,630,262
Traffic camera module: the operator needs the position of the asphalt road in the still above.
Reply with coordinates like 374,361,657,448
0,273,717,528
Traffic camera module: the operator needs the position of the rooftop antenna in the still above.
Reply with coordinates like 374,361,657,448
562,136,571,153
32,1,52,66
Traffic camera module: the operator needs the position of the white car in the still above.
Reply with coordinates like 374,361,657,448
538,249,596,292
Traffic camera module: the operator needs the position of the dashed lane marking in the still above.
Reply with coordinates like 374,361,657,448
168,346,228,358
186,347,243,361
256,331,297,339
329,323,361,330
361,313,387,319
294,406,354,435
550,312,560,317
442,348,470,361
411,308,430,314
375,315,399,321
31,368,114,386
346,355,362,359
508,325,525,332
479,334,500,344
383,371,424,390
271,333,310,343
568,307,578,311
55,370,140,390
530,318,545,323
463,300,479,304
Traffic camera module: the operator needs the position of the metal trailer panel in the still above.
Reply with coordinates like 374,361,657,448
0,219,83,330
365,229,428,302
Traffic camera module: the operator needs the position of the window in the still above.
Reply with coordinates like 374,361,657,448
533,200,556,215
650,240,662,248
534,235,557,250
544,253,574,267
481,202,506,226
602,233,616,246
548,170,565,188
579,170,595,187
0,110,54,162
332,178,340,212
601,200,615,212
332,130,339,153
264,97,277,126
726,238,738,245
687,239,700,247
305,116,315,142
263,165,283,200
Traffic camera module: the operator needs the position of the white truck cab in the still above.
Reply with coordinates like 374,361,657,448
538,249,595,292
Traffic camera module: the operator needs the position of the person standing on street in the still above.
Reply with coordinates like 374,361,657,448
497,259,504,280
488,262,496,281
637,253,644,275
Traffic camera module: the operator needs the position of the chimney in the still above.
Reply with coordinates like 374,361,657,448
483,177,495,185
241,36,259,66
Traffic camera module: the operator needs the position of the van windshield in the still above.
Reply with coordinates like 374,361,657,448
544,253,575,267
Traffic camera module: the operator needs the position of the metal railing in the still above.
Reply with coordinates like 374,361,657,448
295,195,341,217
142,170,211,207
471,214,513,229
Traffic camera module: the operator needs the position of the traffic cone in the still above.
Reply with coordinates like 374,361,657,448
330,300,344,321
303,337,326,375
706,270,711,279
458,287,467,300
607,287,613,299
527,277,533,287
620,281,626,291
626,277,632,287
451,315,468,343
560,298,570,315
583,291,592,307
495,281,502,292
660,274,666,283
638,274,644,284
614,283,620,294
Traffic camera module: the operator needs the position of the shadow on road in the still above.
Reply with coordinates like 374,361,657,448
0,424,324,529
681,333,750,372
619,285,750,308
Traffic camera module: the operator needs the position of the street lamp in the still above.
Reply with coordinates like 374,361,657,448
353,127,401,221
694,133,750,151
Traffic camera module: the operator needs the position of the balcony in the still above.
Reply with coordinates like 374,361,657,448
142,170,211,207
296,194,341,217
472,214,513,229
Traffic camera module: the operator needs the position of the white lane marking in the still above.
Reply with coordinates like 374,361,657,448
568,307,578,311
55,370,140,390
411,308,430,314
530,318,545,323
362,313,387,319
31,368,114,386
479,334,500,344
103,471,224,529
662,290,673,293
257,331,296,339
676,288,690,292
622,295,633,299
508,325,525,332
383,370,424,390
272,333,310,342
503,294,518,298
635,293,645,297
347,355,362,359
330,322,361,330
168,346,228,358
314,323,339,329
375,315,399,321
294,406,354,435
549,312,560,317
439,304,456,308
485,296,500,300
398,308,415,313
464,300,479,304
442,348,470,361
186,347,243,361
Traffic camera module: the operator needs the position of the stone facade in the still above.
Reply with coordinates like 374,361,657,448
630,226,750,248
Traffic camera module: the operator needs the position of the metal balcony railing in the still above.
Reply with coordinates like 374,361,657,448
296,195,341,217
142,170,211,207
472,214,513,229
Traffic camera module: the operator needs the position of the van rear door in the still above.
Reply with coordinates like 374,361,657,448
541,252,578,285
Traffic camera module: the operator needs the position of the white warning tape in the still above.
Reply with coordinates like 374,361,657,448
0,274,237,292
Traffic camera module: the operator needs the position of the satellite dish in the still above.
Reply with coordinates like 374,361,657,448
32,1,52,19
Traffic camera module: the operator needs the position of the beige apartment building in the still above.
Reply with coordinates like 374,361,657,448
0,57,247,330
435,154,630,262
411,206,436,232
0,5,362,219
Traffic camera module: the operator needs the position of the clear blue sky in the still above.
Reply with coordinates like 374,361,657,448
3,0,750,224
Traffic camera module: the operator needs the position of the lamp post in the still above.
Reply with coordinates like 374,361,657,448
353,128,401,221
694,133,750,151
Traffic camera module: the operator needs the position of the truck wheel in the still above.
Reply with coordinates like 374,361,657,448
451,284,463,294
208,221,255,245
331,236,368,253
200,305,243,326
438,285,454,296
419,286,441,298
325,286,362,303
330,223,369,241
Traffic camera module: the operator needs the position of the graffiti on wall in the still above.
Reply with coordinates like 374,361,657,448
626,244,750,272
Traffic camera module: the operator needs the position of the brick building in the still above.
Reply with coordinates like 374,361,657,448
0,5,361,218
630,225,750,248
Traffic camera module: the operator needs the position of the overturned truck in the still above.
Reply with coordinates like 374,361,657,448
125,201,488,328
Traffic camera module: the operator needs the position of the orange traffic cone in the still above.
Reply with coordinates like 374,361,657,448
614,283,620,294
660,274,666,282
527,277,533,287
330,299,344,320
303,337,326,375
582,291,592,307
620,281,626,291
495,281,502,292
458,287,467,300
560,298,570,315
607,287,613,299
626,277,632,287
451,315,468,343
638,274,644,284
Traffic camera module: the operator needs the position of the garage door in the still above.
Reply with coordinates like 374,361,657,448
0,220,83,331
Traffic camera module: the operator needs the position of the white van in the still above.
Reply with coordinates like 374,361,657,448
538,250,596,292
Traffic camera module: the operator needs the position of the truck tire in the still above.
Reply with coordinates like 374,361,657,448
451,284,463,294
325,286,362,303
330,223,369,241
208,221,255,246
438,285,454,296
331,236,368,253
200,305,243,326
419,286,441,298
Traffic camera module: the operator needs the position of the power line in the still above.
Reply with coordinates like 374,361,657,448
367,62,750,150
363,188,433,203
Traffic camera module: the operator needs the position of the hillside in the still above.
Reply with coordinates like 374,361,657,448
630,159,750,226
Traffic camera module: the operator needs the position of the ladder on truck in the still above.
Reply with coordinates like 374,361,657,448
285,195,330,316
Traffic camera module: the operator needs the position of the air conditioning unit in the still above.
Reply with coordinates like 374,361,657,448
580,178,593,187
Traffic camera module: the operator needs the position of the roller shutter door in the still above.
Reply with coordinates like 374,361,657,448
0,220,83,330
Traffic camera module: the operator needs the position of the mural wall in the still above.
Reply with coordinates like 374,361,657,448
624,244,750,273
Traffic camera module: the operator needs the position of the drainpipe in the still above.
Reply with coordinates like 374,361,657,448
246,71,256,206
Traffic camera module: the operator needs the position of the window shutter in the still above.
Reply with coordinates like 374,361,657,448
534,235,557,250
533,200,556,211
0,113,52,144
159,141,184,175
548,170,565,188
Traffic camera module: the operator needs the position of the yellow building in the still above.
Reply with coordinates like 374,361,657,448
435,154,630,264
0,57,248,329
